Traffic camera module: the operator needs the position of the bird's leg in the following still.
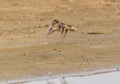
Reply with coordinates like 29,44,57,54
63,29,68,38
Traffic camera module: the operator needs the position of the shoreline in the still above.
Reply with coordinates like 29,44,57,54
2,66,120,84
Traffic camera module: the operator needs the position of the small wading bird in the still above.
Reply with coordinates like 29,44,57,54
46,19,78,38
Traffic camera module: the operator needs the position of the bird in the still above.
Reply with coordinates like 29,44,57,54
46,19,78,37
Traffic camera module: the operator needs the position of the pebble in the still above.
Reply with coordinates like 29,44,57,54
44,42,48,45
48,72,52,74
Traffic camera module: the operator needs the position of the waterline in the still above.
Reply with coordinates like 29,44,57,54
1,67,120,84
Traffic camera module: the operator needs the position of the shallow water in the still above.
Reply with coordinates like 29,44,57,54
24,71,120,84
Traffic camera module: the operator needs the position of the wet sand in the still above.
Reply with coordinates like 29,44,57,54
0,0,120,81
1,67,119,84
